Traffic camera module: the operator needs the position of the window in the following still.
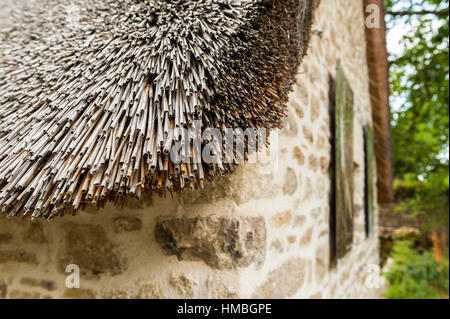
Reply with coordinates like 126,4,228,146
329,63,355,266
364,125,375,237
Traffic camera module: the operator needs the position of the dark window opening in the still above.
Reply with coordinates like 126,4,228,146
328,74,337,267
329,63,355,266
364,125,375,238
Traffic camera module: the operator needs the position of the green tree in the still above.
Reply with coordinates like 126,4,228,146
386,0,449,230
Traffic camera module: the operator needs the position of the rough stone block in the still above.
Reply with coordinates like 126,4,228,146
315,245,329,283
62,288,97,299
113,217,143,233
138,282,164,299
0,280,6,299
169,275,196,298
300,227,313,245
293,147,305,165
20,277,56,291
308,154,319,171
0,249,37,264
58,223,127,279
155,216,266,269
180,166,279,206
271,211,292,228
282,167,298,195
281,108,298,137
252,258,307,298
0,233,12,244
8,290,41,299
320,156,330,174
206,277,239,299
23,222,46,244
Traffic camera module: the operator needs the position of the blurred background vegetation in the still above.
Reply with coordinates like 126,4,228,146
384,0,449,299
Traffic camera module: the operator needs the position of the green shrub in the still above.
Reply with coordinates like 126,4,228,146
384,240,449,299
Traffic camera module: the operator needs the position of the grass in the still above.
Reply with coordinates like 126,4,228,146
384,240,449,299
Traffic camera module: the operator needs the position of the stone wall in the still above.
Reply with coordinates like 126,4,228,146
0,0,382,299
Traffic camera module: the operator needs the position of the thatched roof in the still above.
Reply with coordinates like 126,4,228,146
364,0,394,203
0,0,317,219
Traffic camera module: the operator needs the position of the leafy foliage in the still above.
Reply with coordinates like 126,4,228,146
385,0,449,300
386,0,449,229
384,240,449,299
394,168,449,229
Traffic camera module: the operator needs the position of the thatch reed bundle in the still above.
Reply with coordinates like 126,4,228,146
0,0,316,219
